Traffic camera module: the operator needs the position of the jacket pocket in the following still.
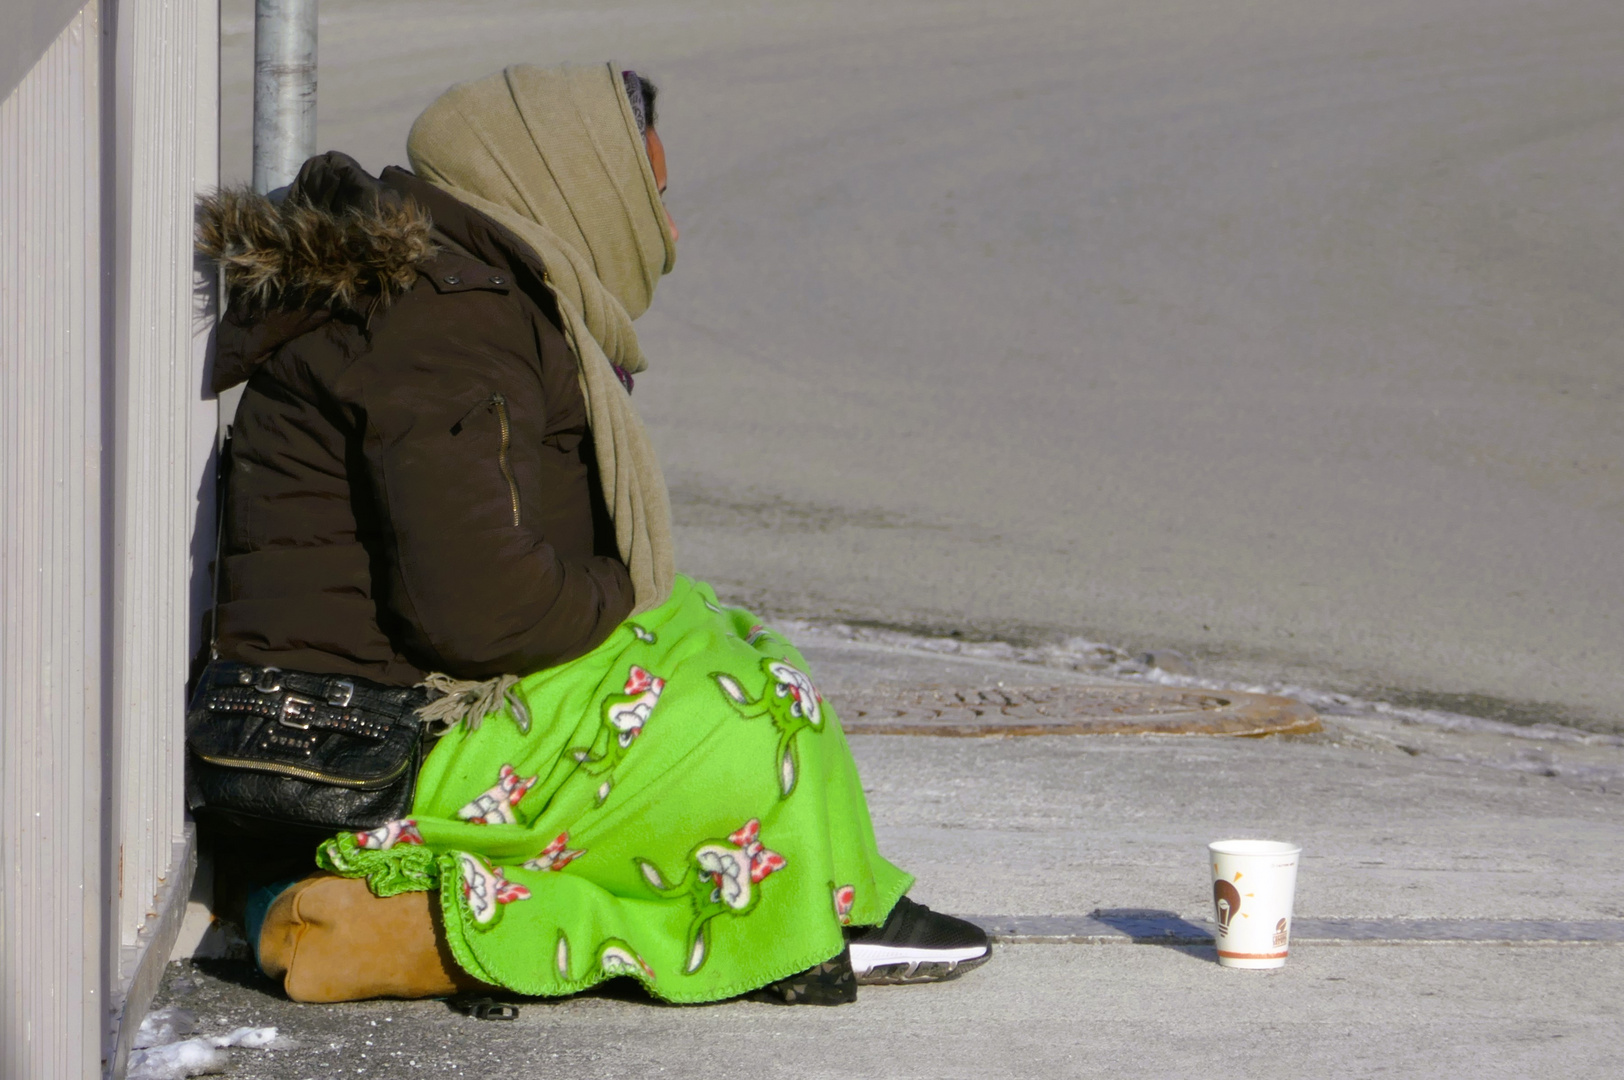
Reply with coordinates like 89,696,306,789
451,392,521,528
491,392,520,527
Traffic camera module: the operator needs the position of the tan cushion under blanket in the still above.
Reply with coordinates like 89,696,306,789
259,872,489,1002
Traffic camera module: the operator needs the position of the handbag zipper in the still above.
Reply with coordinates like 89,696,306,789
491,392,520,527
191,750,413,789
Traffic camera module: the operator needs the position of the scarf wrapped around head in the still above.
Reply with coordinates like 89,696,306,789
407,63,676,613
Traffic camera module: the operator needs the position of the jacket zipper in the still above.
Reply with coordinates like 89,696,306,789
491,392,521,527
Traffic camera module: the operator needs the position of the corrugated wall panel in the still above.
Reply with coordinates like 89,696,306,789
0,7,108,1079
3,0,218,1072
108,0,217,1025
112,0,198,957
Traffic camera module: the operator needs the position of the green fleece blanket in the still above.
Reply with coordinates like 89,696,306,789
318,576,911,1003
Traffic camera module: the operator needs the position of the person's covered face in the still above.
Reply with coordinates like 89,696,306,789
407,63,677,319
644,124,677,244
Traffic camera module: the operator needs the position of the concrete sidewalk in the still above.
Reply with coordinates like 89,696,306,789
150,636,1624,1079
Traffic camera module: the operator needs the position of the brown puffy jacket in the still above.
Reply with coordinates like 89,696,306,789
202,153,636,685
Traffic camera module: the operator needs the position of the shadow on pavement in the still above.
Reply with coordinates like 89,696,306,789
1091,909,1214,949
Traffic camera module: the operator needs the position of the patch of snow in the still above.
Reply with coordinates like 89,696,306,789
126,1039,227,1080
127,1015,290,1079
134,1007,198,1049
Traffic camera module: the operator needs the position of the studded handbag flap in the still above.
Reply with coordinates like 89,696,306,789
186,661,434,832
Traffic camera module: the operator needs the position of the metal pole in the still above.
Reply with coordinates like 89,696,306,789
251,0,317,195
227,0,316,434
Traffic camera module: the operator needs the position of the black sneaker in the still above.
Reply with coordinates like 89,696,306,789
844,897,991,984
746,947,858,1005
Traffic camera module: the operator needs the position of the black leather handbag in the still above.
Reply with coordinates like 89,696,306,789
186,660,434,837
185,436,437,838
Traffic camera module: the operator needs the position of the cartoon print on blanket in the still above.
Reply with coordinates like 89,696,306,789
457,852,532,928
832,883,856,925
523,832,586,872
713,658,827,796
555,931,571,977
354,818,424,850
635,818,786,973
571,665,666,805
597,938,657,981
457,764,537,825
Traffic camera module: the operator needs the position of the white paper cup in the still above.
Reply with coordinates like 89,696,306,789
1208,839,1301,969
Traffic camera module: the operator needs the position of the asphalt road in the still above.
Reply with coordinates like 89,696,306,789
220,0,1624,729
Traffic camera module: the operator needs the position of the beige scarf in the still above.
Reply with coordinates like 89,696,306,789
407,63,676,613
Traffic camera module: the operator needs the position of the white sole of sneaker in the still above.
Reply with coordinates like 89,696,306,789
848,942,990,975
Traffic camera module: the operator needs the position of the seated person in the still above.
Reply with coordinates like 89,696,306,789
198,62,988,1004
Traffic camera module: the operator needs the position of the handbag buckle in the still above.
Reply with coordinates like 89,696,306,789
277,693,320,729
326,679,355,707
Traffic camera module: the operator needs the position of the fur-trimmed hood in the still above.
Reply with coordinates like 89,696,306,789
199,153,453,391
197,187,437,315
200,151,581,393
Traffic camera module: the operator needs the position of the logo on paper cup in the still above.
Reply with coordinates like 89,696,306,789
1213,878,1242,936
1273,918,1289,949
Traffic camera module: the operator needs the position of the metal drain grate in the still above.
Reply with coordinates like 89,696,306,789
833,684,1320,737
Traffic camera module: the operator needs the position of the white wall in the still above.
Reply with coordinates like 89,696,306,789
1,1,218,1075
110,0,219,988
0,9,109,1075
